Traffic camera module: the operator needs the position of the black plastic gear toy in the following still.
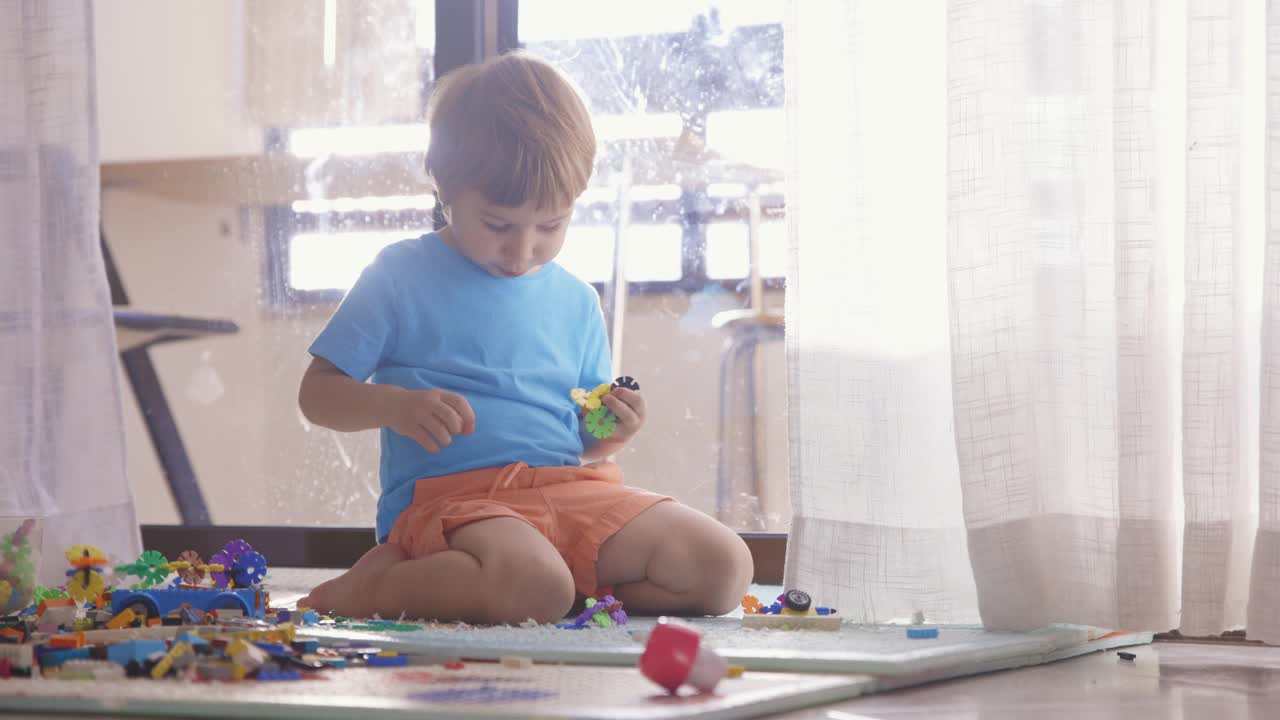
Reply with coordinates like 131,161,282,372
612,376,640,392
783,589,812,613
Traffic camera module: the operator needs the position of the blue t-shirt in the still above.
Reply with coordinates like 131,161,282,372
308,233,612,541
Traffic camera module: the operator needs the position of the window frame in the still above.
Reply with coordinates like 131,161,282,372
262,0,787,307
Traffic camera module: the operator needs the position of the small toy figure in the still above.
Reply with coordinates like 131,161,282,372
570,376,642,440
639,617,728,694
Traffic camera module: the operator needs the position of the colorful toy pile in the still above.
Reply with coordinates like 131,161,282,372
0,538,327,680
741,589,836,617
570,376,640,440
557,595,628,630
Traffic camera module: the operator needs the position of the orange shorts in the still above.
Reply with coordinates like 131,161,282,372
387,461,670,597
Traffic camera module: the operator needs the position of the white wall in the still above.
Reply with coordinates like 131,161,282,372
94,0,261,162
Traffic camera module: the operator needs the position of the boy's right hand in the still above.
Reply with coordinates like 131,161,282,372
388,388,476,453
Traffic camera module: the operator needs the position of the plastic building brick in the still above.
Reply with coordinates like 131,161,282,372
39,647,92,668
47,632,86,649
906,627,939,639
367,654,409,667
175,632,208,647
740,595,763,614
640,618,727,694
39,605,77,628
110,586,263,619
1117,651,1137,661
258,669,302,681
196,660,241,682
228,639,268,672
726,664,746,679
106,640,167,667
291,639,318,654
35,597,75,618
252,642,290,656
444,661,465,670
105,608,140,630
741,613,842,631
149,641,193,679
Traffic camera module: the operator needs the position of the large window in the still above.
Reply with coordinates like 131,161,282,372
112,1,789,534
268,1,787,303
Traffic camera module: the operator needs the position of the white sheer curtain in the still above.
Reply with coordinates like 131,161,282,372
0,0,141,584
786,0,1280,641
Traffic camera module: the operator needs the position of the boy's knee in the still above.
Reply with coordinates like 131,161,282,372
479,552,575,624
695,530,754,615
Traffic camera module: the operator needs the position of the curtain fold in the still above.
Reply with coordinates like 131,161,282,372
786,0,1280,641
1250,0,1280,645
0,0,141,584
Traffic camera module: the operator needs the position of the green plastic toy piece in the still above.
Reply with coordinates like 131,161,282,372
584,406,617,440
32,585,68,604
115,550,171,589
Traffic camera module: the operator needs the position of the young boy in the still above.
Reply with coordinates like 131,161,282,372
296,52,753,625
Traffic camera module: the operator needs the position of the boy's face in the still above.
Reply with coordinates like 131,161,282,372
442,190,573,278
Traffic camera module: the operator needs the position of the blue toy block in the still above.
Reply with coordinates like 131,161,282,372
253,642,290,656
906,627,939,639
291,639,318,654
815,607,835,616
275,609,292,623
107,640,168,666
298,610,319,625
257,669,301,681
175,633,208,646
367,654,408,667
38,647,91,668
110,587,266,620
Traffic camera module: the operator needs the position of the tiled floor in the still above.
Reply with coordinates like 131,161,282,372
789,642,1280,719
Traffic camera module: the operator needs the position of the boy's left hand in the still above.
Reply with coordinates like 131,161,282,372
601,387,645,441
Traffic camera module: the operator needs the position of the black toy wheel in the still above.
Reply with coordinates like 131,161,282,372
783,590,812,612
613,376,640,391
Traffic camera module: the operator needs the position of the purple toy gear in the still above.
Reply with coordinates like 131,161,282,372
209,550,233,589
210,539,255,589
222,539,254,561
600,594,627,624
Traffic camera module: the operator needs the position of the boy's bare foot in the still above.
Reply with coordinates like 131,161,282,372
296,542,408,617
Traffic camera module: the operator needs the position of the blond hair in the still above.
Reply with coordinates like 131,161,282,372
425,51,596,211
